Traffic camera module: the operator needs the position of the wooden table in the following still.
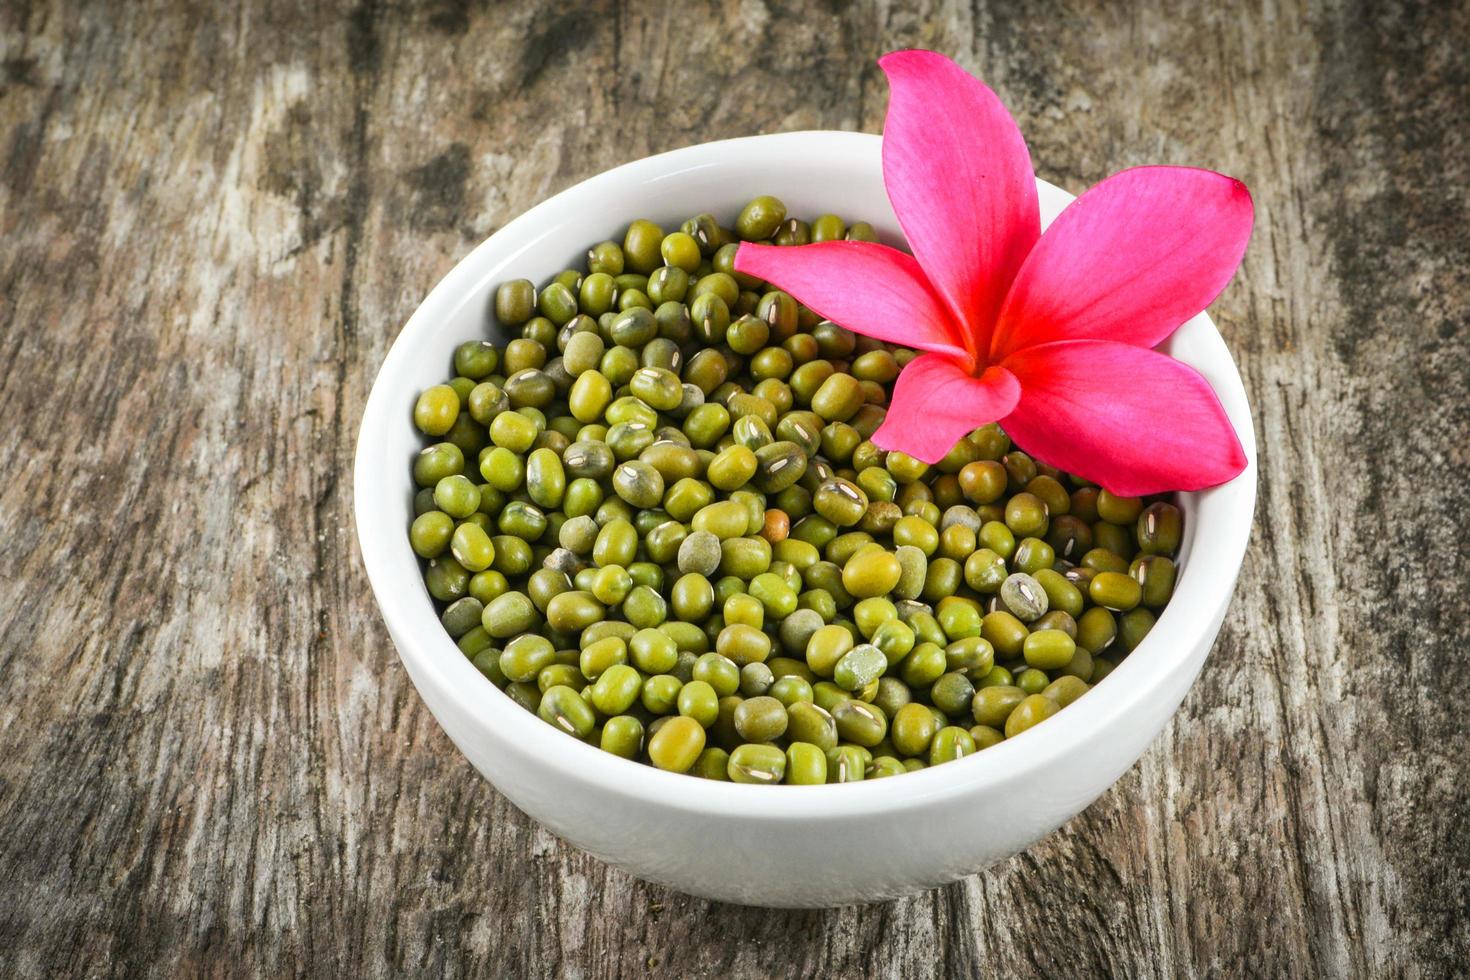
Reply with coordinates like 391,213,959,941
3,1,1466,976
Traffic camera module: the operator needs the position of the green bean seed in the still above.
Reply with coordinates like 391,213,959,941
930,726,977,765
600,715,644,759
648,716,705,772
728,743,787,784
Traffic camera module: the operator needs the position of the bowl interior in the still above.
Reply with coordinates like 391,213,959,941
355,131,1257,819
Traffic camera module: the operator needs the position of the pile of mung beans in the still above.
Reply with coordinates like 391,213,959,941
407,195,1184,784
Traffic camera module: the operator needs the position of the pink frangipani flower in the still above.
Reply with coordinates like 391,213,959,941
734,50,1252,496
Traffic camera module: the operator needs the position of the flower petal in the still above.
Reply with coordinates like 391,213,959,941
734,241,972,361
989,166,1254,359
880,50,1039,356
871,355,1021,464
1000,340,1246,495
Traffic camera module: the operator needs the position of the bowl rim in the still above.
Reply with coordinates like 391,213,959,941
354,130,1257,821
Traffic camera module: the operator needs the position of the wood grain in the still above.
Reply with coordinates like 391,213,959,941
1,0,1466,976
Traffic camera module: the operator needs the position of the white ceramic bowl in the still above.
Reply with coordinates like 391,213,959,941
354,131,1257,907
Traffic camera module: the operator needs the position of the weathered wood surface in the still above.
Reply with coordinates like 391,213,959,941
1,0,1466,976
